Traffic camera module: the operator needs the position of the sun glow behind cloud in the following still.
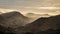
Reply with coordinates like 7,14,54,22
0,8,18,14
0,6,60,16
20,7,60,14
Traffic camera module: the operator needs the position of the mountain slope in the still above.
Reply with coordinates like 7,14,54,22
0,11,30,28
19,15,60,34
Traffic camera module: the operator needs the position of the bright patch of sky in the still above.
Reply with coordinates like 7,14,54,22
0,0,60,15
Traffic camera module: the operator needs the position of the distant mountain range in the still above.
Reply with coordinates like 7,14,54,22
25,13,50,22
25,13,50,18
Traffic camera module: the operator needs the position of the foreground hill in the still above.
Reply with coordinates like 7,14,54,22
0,11,30,34
19,15,60,34
0,11,30,28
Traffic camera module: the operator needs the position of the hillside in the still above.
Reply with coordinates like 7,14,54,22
19,15,60,34
0,11,60,34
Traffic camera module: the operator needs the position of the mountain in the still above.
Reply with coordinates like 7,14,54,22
25,13,50,18
0,11,31,34
25,13,50,23
18,15,60,34
0,11,60,34
0,11,31,28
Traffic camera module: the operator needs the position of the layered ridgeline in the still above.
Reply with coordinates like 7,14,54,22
19,15,60,34
0,11,60,34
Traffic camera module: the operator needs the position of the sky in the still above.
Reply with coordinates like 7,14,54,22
0,0,44,9
0,0,60,15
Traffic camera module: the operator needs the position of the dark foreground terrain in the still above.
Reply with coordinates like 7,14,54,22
0,11,60,34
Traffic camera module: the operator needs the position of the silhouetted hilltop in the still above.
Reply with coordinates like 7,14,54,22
19,15,60,34
0,11,30,28
0,11,31,34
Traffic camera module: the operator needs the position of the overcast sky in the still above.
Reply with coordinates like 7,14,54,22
0,0,60,14
0,0,60,9
0,0,44,9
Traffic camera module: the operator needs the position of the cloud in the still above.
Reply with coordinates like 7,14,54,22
0,0,60,15
0,0,43,9
0,8,17,13
24,7,60,9
0,0,60,9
